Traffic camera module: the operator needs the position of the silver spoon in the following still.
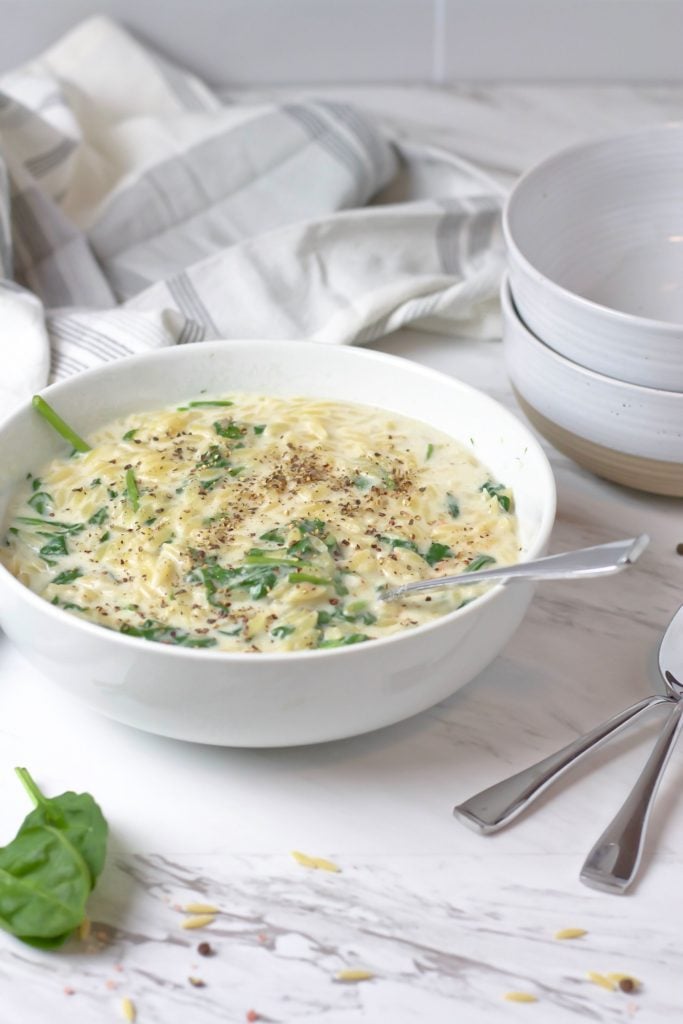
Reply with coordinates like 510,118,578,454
453,695,674,836
379,535,649,602
580,604,683,894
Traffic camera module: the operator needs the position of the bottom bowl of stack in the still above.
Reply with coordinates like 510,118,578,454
501,277,683,497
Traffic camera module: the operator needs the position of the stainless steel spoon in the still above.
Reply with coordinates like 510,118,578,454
580,604,683,894
379,535,649,602
453,690,674,835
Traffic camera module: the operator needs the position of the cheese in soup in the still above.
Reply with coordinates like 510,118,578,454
1,394,520,652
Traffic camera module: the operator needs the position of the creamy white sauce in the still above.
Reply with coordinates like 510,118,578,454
1,394,520,652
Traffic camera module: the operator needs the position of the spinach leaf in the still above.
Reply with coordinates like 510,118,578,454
287,535,315,557
245,548,305,568
39,534,68,565
15,517,83,535
317,633,370,649
288,572,332,586
120,620,217,648
446,493,460,519
466,554,496,573
188,562,280,601
16,768,108,888
27,491,52,515
480,480,512,512
51,596,86,611
424,542,454,566
52,568,82,585
125,469,140,511
198,445,231,470
260,527,285,544
88,507,108,526
296,518,327,536
181,399,234,409
340,601,377,626
272,625,295,639
378,535,419,553
0,825,90,943
213,419,245,439
0,768,108,947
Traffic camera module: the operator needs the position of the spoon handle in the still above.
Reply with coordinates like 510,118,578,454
453,695,671,834
580,701,683,894
382,535,649,601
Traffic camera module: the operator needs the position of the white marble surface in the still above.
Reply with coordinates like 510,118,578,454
2,83,683,1021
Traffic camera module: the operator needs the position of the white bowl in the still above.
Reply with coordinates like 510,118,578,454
502,278,683,497
504,123,683,392
0,341,555,747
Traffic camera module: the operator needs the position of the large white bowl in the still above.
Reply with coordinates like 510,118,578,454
504,123,683,392
0,341,555,747
502,278,683,497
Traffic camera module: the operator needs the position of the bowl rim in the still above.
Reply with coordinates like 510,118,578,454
0,339,557,663
503,121,683,335
502,275,683,401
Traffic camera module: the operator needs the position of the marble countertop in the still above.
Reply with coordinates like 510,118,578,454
1,83,683,1023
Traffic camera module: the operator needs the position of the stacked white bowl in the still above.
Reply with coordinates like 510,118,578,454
501,123,683,497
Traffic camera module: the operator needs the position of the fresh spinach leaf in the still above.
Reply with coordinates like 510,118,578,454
0,768,108,947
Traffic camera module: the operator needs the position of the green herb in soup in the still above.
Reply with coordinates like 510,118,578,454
1,395,520,652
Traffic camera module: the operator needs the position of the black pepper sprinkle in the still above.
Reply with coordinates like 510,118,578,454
197,942,214,957
618,978,636,993
677,542,683,556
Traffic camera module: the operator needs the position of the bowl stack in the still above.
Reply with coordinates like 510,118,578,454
501,123,683,497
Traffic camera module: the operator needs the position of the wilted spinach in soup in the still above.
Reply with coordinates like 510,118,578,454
1,394,520,652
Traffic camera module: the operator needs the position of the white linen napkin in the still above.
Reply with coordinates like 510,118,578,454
0,16,505,416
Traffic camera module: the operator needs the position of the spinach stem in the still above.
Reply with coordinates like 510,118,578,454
32,396,91,453
14,766,46,807
125,469,140,511
288,572,332,586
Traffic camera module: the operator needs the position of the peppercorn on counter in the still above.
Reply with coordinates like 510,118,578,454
1,395,519,652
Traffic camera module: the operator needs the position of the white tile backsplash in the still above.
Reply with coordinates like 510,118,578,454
0,0,681,82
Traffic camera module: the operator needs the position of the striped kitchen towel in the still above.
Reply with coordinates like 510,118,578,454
0,16,505,414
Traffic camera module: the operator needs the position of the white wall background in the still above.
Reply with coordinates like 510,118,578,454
0,0,682,82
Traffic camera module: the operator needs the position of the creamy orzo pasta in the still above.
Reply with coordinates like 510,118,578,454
1,394,520,652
